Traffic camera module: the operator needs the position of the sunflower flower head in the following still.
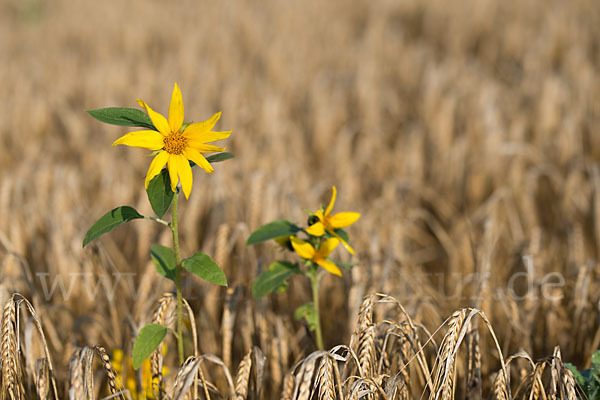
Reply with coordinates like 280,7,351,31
290,236,341,276
112,348,168,400
305,186,360,255
113,82,232,199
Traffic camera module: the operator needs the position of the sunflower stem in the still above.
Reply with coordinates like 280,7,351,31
170,191,185,365
310,269,324,350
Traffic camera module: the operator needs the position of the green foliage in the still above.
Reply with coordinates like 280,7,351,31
206,152,235,163
295,302,317,331
132,324,167,370
183,252,227,286
252,261,299,298
83,206,144,247
565,350,600,400
246,219,302,245
336,261,358,270
150,244,176,281
86,107,156,130
146,169,174,218
333,228,349,243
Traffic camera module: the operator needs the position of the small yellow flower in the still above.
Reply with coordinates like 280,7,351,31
113,82,232,199
112,348,168,400
305,186,360,255
290,236,342,276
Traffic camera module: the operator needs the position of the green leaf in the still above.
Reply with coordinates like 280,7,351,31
333,228,349,244
183,252,227,286
87,107,156,130
206,152,235,163
336,261,358,270
252,261,299,298
295,302,317,331
592,350,600,369
246,220,302,245
132,324,167,370
566,363,586,387
83,206,144,247
146,169,174,218
150,244,176,281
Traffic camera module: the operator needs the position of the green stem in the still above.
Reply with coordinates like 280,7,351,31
170,191,185,365
310,269,324,350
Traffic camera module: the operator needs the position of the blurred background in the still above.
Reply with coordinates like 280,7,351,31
1,0,599,396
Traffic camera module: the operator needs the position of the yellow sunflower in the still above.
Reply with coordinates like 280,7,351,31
290,236,342,276
113,82,231,199
305,186,360,254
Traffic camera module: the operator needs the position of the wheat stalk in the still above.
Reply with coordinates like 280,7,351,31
356,295,376,378
281,371,295,400
68,348,86,400
432,309,468,400
34,358,49,400
234,348,253,400
94,345,123,397
151,292,175,396
1,297,21,400
466,325,482,400
172,356,201,400
314,355,335,400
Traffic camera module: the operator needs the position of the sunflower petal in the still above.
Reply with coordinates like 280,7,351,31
144,151,169,188
184,147,214,174
315,259,342,276
329,212,361,229
167,155,179,192
193,144,226,154
316,237,340,258
185,131,232,148
325,186,337,216
137,99,170,135
112,130,164,150
306,222,325,236
182,112,222,138
331,231,355,255
175,154,193,199
168,82,184,133
290,237,315,260
314,209,324,221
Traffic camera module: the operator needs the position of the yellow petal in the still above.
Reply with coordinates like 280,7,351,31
168,82,184,133
316,237,340,258
193,144,226,154
167,155,179,192
183,147,214,174
314,209,324,221
315,259,342,276
328,212,361,229
112,130,164,150
306,222,325,236
176,154,193,199
290,237,315,260
144,151,169,188
185,130,232,146
324,186,337,216
136,98,170,135
331,231,355,255
182,112,222,139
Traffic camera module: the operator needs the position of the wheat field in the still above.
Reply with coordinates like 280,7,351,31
1,0,599,398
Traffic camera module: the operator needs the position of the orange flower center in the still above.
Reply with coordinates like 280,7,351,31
163,132,187,155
